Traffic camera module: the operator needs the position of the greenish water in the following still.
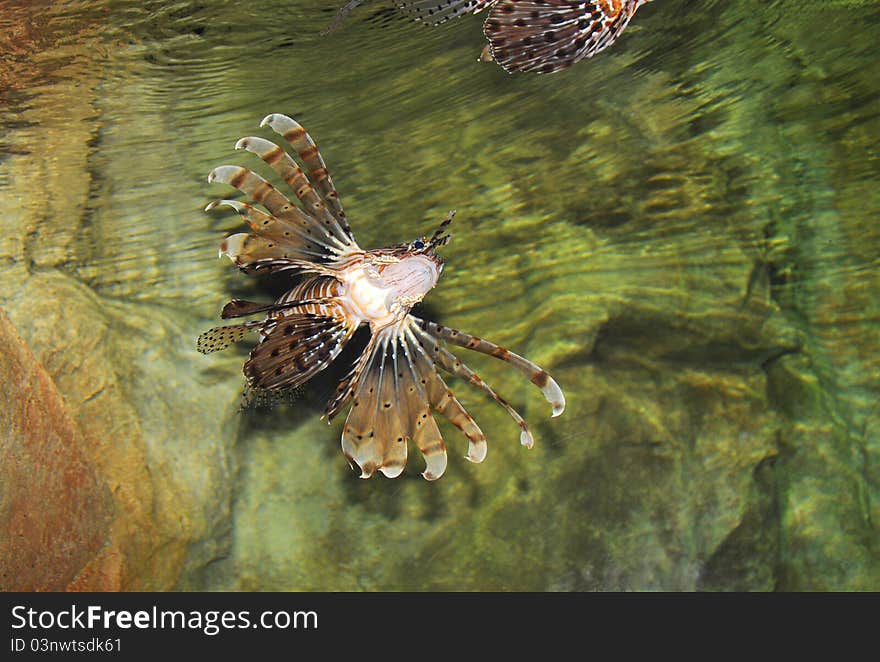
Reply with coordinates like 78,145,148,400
0,0,877,590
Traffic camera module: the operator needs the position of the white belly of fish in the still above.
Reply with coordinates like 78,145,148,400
342,265,396,326
341,256,440,327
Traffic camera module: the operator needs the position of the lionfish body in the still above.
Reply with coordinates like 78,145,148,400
329,0,651,74
198,114,565,480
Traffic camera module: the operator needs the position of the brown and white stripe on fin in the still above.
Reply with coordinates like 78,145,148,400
340,332,411,479
483,0,644,74
218,232,301,271
234,135,355,250
401,319,486,469
412,322,535,448
414,317,565,417
338,318,488,480
259,114,353,241
207,165,354,258
217,232,350,277
243,309,357,391
206,199,340,262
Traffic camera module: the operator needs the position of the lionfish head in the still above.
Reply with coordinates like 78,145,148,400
407,209,454,257
380,211,455,307
387,209,455,263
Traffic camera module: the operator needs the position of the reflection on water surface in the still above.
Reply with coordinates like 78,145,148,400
0,0,877,591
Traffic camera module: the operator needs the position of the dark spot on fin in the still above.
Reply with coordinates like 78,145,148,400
530,370,550,388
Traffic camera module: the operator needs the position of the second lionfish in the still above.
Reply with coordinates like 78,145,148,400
198,114,565,480
328,0,652,74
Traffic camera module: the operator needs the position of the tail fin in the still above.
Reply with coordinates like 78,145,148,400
197,321,265,354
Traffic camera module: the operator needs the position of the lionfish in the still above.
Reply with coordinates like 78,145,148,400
197,114,565,480
327,0,651,74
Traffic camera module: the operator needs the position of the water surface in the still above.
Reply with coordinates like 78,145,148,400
1,0,877,590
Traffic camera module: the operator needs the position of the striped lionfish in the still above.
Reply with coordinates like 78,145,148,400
327,0,651,74
198,114,565,480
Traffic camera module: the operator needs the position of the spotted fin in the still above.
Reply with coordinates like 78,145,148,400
483,0,646,74
243,310,358,391
414,317,565,417
338,318,488,480
396,0,494,25
197,320,265,354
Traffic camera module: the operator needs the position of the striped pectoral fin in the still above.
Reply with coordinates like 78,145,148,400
372,336,412,478
219,234,345,277
529,368,566,418
219,232,300,270
259,114,353,241
433,383,488,464
411,409,447,481
207,165,297,218
402,321,487,464
483,0,639,74
338,324,457,480
415,325,535,448
197,320,265,354
343,332,411,479
206,199,340,260
207,167,349,258
341,328,435,479
340,319,548,479
415,317,565,418
234,136,356,252
340,334,387,478
243,311,355,391
324,342,372,422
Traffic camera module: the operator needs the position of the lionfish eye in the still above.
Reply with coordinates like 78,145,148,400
412,240,425,250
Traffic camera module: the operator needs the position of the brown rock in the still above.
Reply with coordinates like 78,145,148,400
0,308,114,591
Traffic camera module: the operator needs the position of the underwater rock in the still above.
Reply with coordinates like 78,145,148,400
1,22,242,588
1,272,239,590
1,0,876,592
0,276,166,590
0,309,114,591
